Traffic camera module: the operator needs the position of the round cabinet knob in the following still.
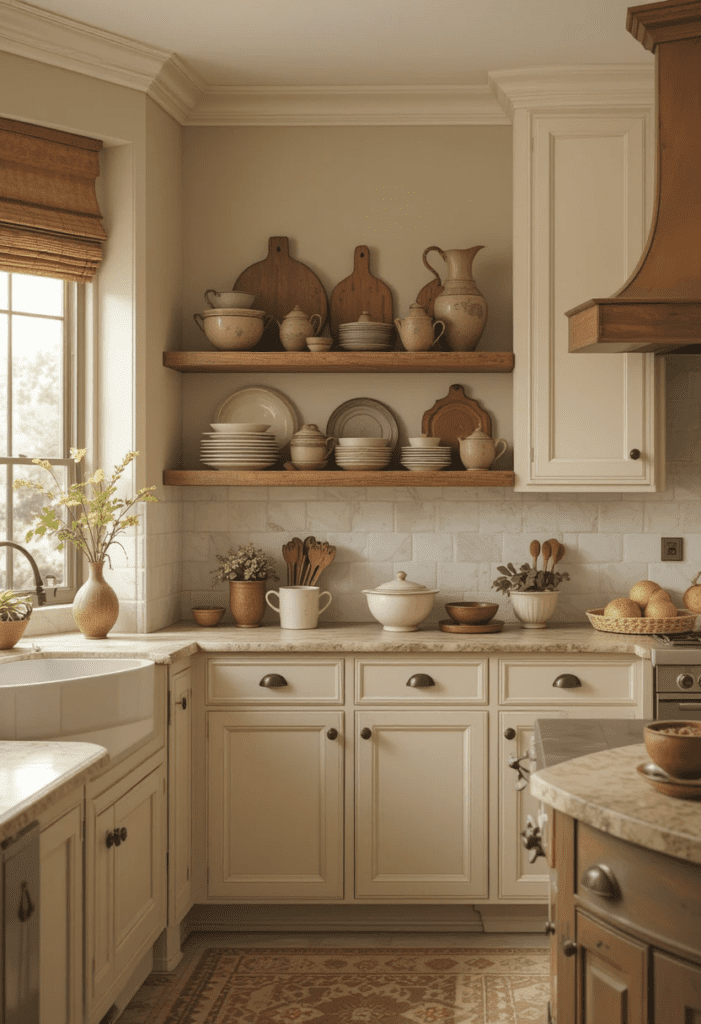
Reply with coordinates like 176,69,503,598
504,728,516,740
552,674,582,689
177,696,188,709
677,673,695,690
562,939,577,957
119,827,128,844
406,673,436,688
105,831,115,849
260,674,288,688
629,449,641,460
580,863,620,901
360,727,372,740
113,828,122,847
545,921,556,936
326,728,338,740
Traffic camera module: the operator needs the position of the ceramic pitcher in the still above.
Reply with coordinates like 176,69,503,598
394,303,445,351
277,306,322,351
457,425,507,470
423,245,488,351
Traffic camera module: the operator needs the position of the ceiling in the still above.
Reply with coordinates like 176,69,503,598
18,0,652,88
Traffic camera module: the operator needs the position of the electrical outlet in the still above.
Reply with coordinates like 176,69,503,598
661,537,683,561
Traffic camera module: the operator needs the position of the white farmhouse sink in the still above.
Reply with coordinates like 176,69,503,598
0,658,156,760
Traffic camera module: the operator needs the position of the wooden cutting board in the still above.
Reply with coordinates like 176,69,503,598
329,245,394,343
421,383,492,465
233,237,328,348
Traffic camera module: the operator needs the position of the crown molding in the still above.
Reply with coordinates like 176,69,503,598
489,65,655,120
186,85,509,126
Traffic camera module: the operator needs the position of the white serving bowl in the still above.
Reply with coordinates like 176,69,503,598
408,436,442,448
362,572,438,631
196,311,265,351
336,437,389,448
209,423,270,433
204,290,256,309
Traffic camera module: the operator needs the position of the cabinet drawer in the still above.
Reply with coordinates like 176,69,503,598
576,821,701,960
497,657,640,706
355,657,486,703
206,657,343,704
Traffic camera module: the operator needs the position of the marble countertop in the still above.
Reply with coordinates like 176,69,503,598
531,742,701,866
2,621,661,664
0,741,109,843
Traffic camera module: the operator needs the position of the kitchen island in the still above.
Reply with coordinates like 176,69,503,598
531,720,701,1024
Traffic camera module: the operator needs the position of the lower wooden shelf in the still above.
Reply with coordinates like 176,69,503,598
163,469,515,487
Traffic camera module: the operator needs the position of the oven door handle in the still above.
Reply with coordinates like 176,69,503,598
674,703,701,708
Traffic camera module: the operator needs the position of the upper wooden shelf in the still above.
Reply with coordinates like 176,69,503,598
163,469,515,488
162,351,514,374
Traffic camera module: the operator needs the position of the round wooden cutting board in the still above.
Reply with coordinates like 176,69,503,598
421,383,492,458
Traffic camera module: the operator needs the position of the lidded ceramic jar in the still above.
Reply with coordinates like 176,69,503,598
394,303,445,351
362,571,438,632
289,423,335,469
277,305,322,351
458,425,507,471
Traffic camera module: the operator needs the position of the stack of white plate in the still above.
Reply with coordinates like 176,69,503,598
400,445,452,472
200,422,279,470
338,320,394,351
334,438,392,472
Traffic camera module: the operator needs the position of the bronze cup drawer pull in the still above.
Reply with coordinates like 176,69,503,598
406,673,436,688
260,673,288,688
552,674,582,688
580,863,620,901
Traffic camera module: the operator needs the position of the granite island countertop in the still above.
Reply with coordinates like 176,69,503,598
0,740,109,843
531,740,701,866
1,621,662,664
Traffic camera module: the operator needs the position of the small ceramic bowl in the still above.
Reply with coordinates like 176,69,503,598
192,607,225,626
307,337,332,351
336,437,389,448
408,436,442,448
445,602,499,625
644,720,701,778
204,290,256,309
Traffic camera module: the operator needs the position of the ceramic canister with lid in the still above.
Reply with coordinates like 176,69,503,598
289,423,336,469
362,571,438,631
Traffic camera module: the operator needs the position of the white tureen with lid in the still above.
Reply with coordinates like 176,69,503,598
362,571,438,632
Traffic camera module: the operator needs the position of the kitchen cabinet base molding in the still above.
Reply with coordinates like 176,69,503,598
164,469,515,487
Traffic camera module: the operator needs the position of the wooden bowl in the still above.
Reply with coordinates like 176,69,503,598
645,720,701,779
192,607,225,627
445,602,498,625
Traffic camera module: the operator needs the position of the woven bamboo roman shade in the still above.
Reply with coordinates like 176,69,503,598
0,117,106,282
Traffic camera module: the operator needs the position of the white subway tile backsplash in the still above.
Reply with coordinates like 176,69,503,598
412,532,453,563
643,502,682,533
368,533,413,562
395,501,438,533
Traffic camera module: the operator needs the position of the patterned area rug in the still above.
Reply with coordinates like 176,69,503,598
120,947,549,1023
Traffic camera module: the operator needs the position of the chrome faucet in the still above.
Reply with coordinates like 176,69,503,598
0,541,47,606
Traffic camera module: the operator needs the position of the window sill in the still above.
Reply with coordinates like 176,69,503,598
25,603,76,636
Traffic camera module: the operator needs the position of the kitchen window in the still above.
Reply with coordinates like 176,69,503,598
0,270,82,602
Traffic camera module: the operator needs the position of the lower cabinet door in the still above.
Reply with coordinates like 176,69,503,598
575,911,647,1024
355,710,488,899
499,708,637,900
653,950,701,1023
207,710,344,899
40,806,83,1024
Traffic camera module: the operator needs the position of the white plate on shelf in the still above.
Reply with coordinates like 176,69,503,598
326,398,399,448
215,386,300,447
201,460,278,470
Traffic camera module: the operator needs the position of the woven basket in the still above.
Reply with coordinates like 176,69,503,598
586,608,697,635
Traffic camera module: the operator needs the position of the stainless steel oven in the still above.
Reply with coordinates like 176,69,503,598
652,635,701,720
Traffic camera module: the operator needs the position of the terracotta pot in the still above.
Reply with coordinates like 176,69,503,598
0,618,30,650
229,579,267,627
73,561,120,639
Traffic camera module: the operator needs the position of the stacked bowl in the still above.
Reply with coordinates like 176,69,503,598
200,423,279,470
193,308,269,351
339,313,394,351
334,437,392,472
400,440,452,471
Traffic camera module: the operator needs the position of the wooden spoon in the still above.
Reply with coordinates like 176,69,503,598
547,539,561,571
300,536,317,585
553,541,565,566
530,540,540,570
282,540,297,586
541,540,552,574
309,542,336,586
288,536,303,585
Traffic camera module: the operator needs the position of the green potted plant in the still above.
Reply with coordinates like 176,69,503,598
0,590,33,649
14,448,158,638
492,539,570,629
212,543,278,627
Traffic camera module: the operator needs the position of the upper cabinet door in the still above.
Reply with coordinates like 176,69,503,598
512,107,662,491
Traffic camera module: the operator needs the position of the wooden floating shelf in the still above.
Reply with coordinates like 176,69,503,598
163,469,515,488
162,351,514,374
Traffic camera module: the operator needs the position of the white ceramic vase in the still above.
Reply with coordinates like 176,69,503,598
510,590,559,629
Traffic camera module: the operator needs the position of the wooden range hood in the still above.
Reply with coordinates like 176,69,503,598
567,0,701,353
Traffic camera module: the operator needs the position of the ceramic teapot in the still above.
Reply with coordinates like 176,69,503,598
277,305,322,351
289,423,336,469
457,426,507,471
394,303,445,352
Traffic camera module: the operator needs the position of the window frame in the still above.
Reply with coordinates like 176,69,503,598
0,274,83,605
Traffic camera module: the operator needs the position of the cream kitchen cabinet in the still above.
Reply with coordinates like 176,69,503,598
492,69,662,491
85,753,166,1024
40,802,83,1024
355,709,488,899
